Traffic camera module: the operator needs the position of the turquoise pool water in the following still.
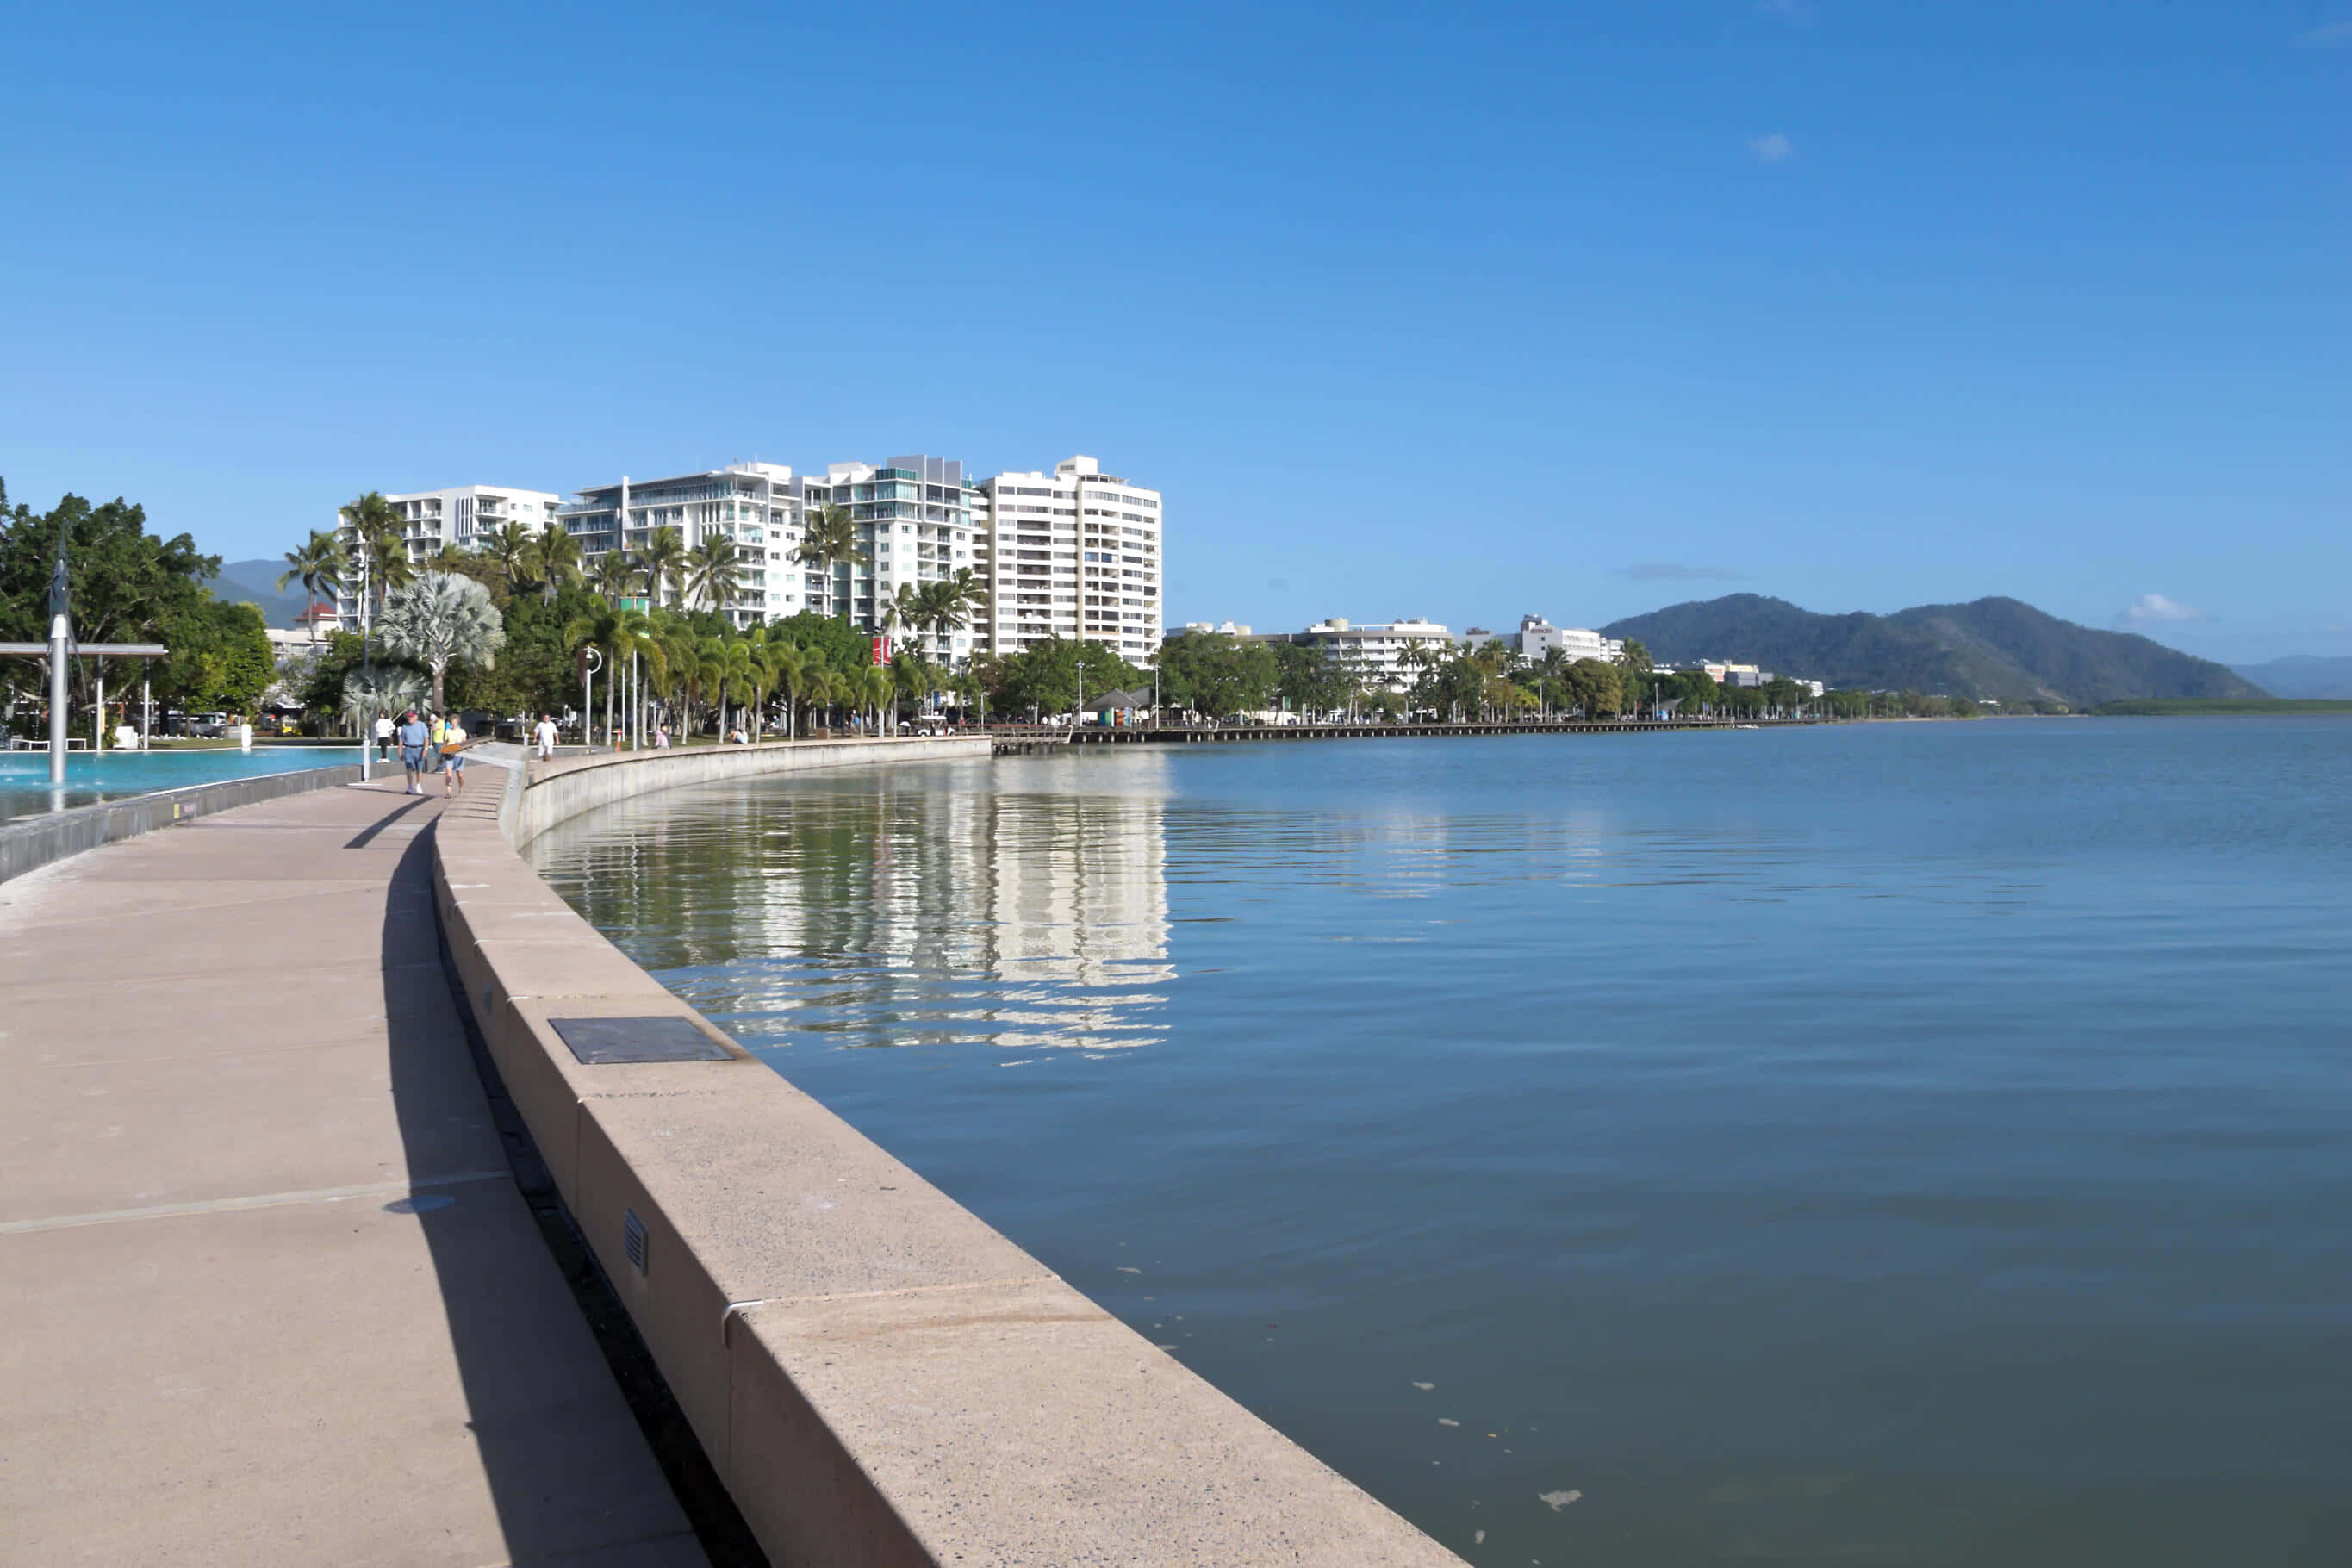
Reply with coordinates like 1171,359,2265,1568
531,719,2352,1566
0,746,365,820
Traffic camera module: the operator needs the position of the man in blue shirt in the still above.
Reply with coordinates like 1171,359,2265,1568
395,710,430,795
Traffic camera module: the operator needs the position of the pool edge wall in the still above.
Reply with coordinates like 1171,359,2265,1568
0,762,365,886
440,737,1466,1566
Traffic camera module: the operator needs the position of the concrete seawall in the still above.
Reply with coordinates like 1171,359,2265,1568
438,737,1466,1565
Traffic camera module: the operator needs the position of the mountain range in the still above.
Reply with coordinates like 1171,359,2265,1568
2229,655,2352,701
1600,594,2264,708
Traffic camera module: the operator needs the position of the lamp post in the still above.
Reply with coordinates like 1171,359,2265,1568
582,645,602,754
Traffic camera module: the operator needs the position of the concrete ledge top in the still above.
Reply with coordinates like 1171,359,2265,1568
439,737,1465,1565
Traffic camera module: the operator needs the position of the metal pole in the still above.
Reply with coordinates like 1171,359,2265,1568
358,540,372,781
46,635,65,786
45,521,72,785
94,665,104,755
142,673,152,750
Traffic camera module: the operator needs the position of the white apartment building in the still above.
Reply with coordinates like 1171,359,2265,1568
974,457,1161,665
558,463,796,626
334,483,560,619
1508,613,1624,664
783,456,980,661
1287,617,1455,690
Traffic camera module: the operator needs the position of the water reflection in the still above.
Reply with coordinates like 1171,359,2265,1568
532,756,1171,1054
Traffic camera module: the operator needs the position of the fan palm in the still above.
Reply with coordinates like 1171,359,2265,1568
378,572,505,713
790,504,867,624
638,526,688,609
686,533,747,615
275,529,346,645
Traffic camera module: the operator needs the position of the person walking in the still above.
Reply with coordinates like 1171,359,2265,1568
441,716,468,796
426,712,450,774
533,712,559,762
395,709,430,795
373,712,395,762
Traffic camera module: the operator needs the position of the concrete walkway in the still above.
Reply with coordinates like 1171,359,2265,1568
0,769,707,1567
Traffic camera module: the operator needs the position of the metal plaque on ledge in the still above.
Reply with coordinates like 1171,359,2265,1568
550,1016,731,1065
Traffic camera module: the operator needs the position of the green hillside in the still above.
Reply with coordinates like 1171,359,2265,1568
203,559,313,628
1602,594,2264,707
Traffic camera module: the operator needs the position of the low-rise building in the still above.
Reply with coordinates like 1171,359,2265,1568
1283,617,1455,691
1509,614,1624,663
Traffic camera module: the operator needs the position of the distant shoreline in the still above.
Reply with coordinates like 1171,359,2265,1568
2089,699,2352,717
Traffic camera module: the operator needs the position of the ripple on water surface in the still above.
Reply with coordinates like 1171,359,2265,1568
531,721,2352,1567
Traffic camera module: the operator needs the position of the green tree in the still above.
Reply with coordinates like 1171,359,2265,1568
637,525,688,610
791,504,868,624
591,547,638,604
1153,630,1275,719
986,637,1151,718
274,530,346,646
525,522,584,606
339,492,413,611
482,521,538,593
686,532,747,616
157,598,276,719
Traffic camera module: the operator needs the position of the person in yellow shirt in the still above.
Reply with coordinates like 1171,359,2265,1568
427,713,450,773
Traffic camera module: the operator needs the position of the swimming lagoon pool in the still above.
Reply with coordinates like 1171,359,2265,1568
0,746,365,821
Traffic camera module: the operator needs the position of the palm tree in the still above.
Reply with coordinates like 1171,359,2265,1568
856,663,893,735
483,521,538,592
525,522,584,605
717,637,756,737
686,533,747,616
339,492,413,614
884,582,924,647
638,526,688,610
688,636,731,739
275,530,346,646
791,504,867,625
924,568,982,657
764,638,806,739
378,572,506,713
591,548,638,605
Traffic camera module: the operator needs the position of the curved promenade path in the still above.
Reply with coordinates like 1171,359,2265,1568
0,767,706,1567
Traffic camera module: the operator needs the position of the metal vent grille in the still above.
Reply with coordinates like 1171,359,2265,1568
623,1207,648,1275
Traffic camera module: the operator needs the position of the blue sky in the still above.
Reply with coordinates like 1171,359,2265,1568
3,2,2344,663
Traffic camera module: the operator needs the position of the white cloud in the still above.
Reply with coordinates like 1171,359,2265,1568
1748,132,1795,164
2120,593,2208,625
2297,19,2352,43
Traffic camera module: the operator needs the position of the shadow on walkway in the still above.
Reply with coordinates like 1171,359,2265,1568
378,812,762,1565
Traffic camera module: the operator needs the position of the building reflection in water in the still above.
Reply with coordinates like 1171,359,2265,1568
527,755,1173,1057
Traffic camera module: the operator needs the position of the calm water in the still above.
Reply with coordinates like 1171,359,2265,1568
531,720,2352,1566
0,746,363,820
